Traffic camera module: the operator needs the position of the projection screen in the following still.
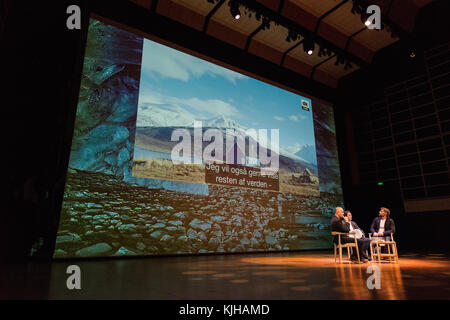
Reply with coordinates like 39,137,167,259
54,17,344,258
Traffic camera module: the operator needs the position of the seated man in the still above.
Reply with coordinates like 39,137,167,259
370,207,395,239
331,207,370,263
370,207,396,253
345,210,371,260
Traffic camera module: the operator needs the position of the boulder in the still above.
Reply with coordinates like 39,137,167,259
75,243,112,257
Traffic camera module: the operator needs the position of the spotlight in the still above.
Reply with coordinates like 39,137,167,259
410,51,416,59
229,1,241,20
303,38,315,55
365,20,371,27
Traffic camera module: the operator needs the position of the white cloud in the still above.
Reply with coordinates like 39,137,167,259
289,114,307,122
138,90,241,119
142,39,246,84
274,116,285,121
171,97,241,118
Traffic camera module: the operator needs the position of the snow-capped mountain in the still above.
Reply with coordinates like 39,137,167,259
202,115,246,130
136,103,315,166
295,144,317,166
137,103,195,127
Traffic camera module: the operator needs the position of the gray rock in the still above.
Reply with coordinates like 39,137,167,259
150,230,163,239
211,216,225,222
75,243,112,257
187,228,197,239
118,224,136,231
56,233,81,244
265,235,277,245
151,223,166,229
113,246,137,256
189,218,211,231
160,234,173,241
169,220,183,226
177,235,188,242
173,212,186,219
93,214,110,220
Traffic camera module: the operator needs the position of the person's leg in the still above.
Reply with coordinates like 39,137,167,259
356,239,370,260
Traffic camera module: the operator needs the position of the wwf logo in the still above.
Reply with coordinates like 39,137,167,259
301,99,310,111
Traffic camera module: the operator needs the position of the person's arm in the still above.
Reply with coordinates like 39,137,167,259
370,218,377,235
332,218,350,233
383,219,396,236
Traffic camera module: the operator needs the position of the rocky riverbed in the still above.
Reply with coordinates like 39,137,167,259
54,169,341,258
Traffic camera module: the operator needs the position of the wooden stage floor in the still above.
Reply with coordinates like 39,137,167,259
1,251,449,299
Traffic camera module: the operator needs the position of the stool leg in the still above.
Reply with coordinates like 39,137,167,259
393,243,398,263
388,244,392,262
370,243,374,261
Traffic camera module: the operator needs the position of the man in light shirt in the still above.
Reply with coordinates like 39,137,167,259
345,210,371,260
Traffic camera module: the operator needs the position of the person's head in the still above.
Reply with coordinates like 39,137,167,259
335,207,345,218
345,210,352,221
379,207,390,218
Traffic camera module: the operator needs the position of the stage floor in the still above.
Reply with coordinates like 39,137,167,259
1,251,449,299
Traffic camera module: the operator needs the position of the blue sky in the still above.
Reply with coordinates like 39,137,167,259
137,38,316,154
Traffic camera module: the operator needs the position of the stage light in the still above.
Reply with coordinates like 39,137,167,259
303,38,315,55
410,51,416,59
229,1,241,20
365,20,371,27
377,182,384,186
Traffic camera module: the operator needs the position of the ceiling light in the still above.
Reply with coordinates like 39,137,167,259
303,38,315,55
229,1,241,20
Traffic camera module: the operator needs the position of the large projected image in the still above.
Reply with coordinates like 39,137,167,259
54,18,344,258
132,39,319,196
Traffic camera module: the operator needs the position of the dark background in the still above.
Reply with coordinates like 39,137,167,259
1,0,449,262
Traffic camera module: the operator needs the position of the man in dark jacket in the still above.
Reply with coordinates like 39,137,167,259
331,207,370,262
370,207,396,240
